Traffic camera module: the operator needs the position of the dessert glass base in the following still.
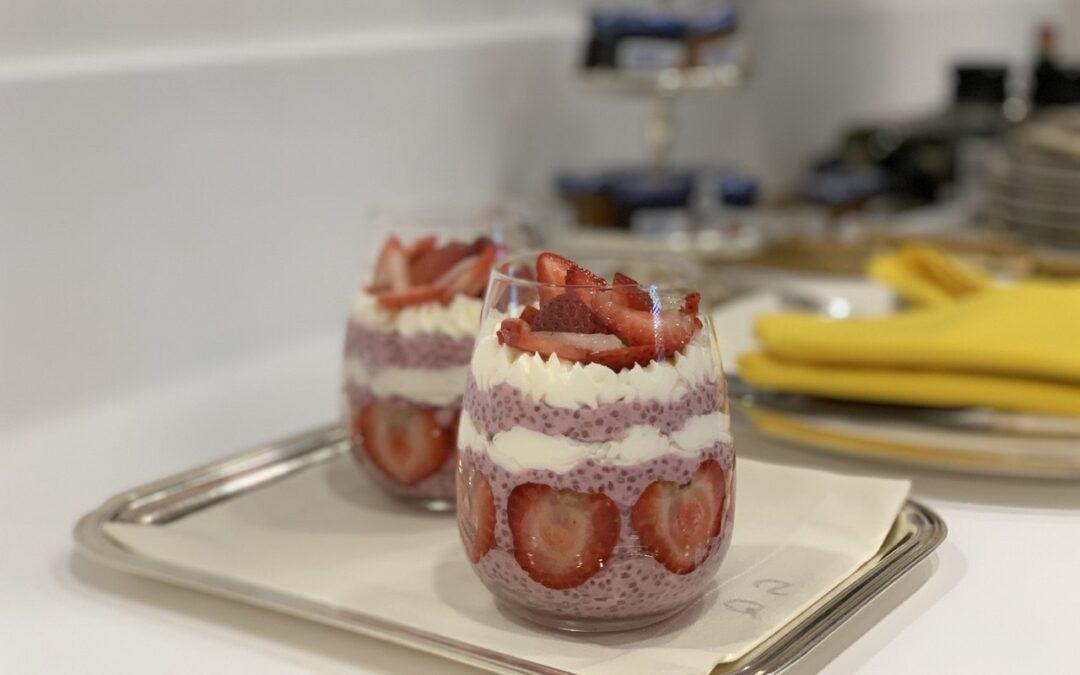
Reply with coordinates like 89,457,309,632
495,596,694,633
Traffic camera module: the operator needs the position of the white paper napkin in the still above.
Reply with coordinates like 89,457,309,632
105,455,909,675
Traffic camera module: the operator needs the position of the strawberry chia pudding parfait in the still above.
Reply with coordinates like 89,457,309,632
456,252,734,631
344,234,498,510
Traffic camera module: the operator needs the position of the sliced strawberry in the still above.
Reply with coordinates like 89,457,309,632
631,460,726,574
591,290,699,355
531,292,603,334
404,235,437,263
682,291,701,316
519,305,540,326
439,243,497,301
410,241,471,285
457,454,496,564
507,483,620,590
536,252,574,304
612,272,654,311
371,236,411,292
353,401,454,486
587,344,657,371
541,332,624,353
376,285,444,310
565,264,606,287
497,319,591,362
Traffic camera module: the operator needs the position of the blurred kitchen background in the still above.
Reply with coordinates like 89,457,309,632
4,0,1080,432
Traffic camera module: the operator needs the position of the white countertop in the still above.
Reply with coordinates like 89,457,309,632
4,332,1080,674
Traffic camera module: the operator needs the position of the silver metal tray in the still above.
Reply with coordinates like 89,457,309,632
74,424,946,675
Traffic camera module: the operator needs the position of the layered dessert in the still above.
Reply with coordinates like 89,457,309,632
456,253,733,630
344,235,497,506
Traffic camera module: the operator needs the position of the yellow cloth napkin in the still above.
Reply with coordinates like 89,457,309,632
738,250,1080,415
866,244,990,306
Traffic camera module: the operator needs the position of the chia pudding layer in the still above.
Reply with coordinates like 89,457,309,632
464,375,726,442
459,441,735,620
344,322,473,373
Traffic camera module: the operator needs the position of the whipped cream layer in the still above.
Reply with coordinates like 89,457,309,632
344,358,468,407
350,291,483,339
459,410,731,472
470,322,720,408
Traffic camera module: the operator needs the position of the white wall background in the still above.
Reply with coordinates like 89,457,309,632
0,0,1062,431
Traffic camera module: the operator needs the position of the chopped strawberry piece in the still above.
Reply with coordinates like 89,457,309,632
439,243,497,301
587,344,657,371
376,285,445,310
682,291,701,316
507,483,620,590
457,453,496,564
566,264,606,287
404,235,437,263
352,401,454,486
591,290,699,355
371,236,411,292
531,293,603,334
612,272,654,311
497,319,591,362
536,252,574,304
631,460,727,574
519,305,540,326
410,241,471,285
539,332,624,353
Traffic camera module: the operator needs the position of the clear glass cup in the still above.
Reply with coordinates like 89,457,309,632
341,205,525,511
456,251,735,631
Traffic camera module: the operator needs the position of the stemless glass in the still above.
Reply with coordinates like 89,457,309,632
341,205,524,511
455,252,735,631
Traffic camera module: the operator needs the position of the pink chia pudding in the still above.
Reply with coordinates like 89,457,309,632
455,251,734,631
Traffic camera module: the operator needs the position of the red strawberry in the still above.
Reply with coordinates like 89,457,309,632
612,272,654,311
438,243,497,301
541,332,624,353
591,290,699,354
519,305,540,326
631,460,726,574
507,483,620,590
536,252,574,304
404,235,437,263
587,344,657,371
410,241,471,285
531,292,603,333
352,401,454,486
457,454,496,564
376,285,445,310
371,236,411,292
497,319,591,362
682,291,701,316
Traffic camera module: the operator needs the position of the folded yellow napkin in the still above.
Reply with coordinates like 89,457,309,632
866,244,990,306
738,250,1080,416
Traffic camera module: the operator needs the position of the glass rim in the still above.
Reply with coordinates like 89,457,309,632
490,249,701,295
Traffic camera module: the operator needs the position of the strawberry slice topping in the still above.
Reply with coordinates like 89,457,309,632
519,305,540,326
612,272,655,311
376,285,445,310
631,460,727,574
586,344,657,371
404,235,438,263
536,252,574,304
410,241,471,286
507,483,620,590
371,236,411,292
497,319,591,362
457,453,496,564
591,290,698,355
352,401,454,486
531,293,603,333
438,242,497,302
